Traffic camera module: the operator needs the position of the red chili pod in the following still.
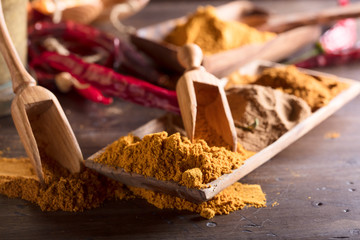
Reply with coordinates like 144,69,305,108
30,51,180,113
75,85,113,105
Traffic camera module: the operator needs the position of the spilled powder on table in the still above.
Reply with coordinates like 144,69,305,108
324,132,340,139
129,182,266,219
0,156,266,219
0,157,36,179
164,6,275,55
226,85,311,152
0,157,133,211
94,131,255,188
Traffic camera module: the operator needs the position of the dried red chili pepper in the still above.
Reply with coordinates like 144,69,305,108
28,21,171,87
295,45,360,68
30,51,180,113
28,21,119,68
75,85,113,105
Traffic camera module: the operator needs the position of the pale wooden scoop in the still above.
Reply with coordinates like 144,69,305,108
84,45,237,203
0,1,83,183
176,44,237,151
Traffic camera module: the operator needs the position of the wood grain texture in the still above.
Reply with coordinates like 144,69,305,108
176,44,237,150
2,1,360,239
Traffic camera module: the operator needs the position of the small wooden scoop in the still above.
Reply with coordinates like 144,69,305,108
0,1,83,182
176,44,237,151
84,45,237,202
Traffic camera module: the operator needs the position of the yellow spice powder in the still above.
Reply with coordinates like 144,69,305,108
324,131,340,139
129,182,266,219
0,157,132,212
94,131,255,188
164,6,276,55
0,155,266,219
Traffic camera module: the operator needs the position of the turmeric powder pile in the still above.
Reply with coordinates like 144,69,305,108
0,154,266,219
0,157,132,212
227,65,349,111
164,6,276,55
94,131,255,188
129,182,266,219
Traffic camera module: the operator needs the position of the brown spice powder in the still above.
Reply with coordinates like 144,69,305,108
226,85,311,151
252,65,349,111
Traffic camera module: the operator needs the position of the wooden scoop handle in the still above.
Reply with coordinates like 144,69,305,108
177,44,203,70
260,2,360,33
176,44,237,151
0,1,35,94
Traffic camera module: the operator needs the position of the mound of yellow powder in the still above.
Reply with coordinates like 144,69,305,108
164,6,276,55
94,131,255,188
129,182,266,219
0,157,132,212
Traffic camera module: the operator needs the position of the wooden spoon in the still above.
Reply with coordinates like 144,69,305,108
0,1,83,182
176,44,237,151
258,2,360,33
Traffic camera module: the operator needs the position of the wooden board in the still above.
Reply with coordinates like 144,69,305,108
130,1,321,78
85,60,360,203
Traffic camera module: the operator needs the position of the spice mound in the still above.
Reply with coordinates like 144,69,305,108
234,65,349,112
94,132,255,188
0,156,266,219
227,85,311,152
164,6,276,55
129,182,266,219
0,157,131,212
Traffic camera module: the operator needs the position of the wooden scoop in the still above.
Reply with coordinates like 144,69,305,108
176,44,237,151
0,1,83,182
84,45,237,202
258,2,360,33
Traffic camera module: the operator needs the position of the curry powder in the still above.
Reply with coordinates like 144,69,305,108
164,6,276,55
129,182,266,219
0,155,266,219
94,131,255,188
0,157,132,212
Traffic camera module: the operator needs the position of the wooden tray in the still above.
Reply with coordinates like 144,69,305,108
85,61,360,203
130,1,322,78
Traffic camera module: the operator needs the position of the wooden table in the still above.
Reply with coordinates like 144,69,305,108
1,1,360,239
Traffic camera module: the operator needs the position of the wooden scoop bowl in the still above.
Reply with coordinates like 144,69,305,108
176,44,237,151
0,1,83,182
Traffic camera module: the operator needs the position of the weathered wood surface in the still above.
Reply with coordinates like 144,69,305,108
1,1,360,239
